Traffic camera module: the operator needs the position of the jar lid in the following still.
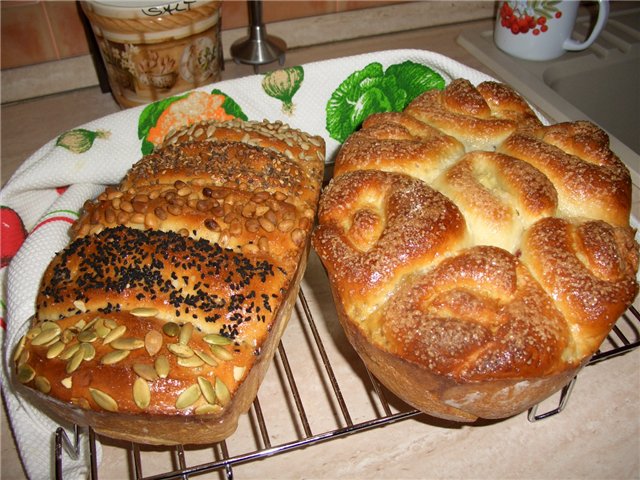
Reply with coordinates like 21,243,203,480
85,1,215,20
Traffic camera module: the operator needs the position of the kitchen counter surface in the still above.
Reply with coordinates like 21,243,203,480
2,16,639,480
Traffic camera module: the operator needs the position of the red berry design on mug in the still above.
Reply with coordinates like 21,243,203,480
0,206,28,268
499,0,561,36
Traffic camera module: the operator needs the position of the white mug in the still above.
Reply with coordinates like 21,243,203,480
494,0,609,61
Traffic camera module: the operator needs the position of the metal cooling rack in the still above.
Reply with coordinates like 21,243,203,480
54,290,640,480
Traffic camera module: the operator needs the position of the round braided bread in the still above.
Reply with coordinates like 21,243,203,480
312,78,639,421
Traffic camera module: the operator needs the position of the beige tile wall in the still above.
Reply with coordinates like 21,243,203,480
1,0,406,70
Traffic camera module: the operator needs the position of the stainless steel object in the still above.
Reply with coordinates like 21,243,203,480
230,0,286,73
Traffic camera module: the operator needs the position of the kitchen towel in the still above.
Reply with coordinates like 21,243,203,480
0,49,497,479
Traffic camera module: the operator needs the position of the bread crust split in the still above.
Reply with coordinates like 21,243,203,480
14,119,325,445
313,78,639,422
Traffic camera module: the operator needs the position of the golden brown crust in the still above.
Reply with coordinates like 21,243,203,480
313,169,467,320
312,78,639,422
15,119,324,444
405,79,542,151
498,121,632,226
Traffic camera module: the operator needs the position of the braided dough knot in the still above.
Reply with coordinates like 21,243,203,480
405,79,542,151
334,112,465,184
313,169,467,319
522,217,639,357
378,246,572,380
498,121,632,226
434,151,558,252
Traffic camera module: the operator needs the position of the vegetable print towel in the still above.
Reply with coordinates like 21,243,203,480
0,49,495,479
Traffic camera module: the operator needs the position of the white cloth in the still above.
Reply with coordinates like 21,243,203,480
0,50,495,479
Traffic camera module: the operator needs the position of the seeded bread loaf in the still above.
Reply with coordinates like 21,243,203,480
14,119,325,445
312,79,639,422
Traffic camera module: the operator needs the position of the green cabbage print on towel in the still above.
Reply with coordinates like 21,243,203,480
326,61,445,143
138,89,247,155
262,66,304,115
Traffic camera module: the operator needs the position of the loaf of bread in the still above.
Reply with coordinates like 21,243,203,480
312,79,639,422
13,119,325,444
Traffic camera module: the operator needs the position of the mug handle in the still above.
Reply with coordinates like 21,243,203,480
564,0,609,51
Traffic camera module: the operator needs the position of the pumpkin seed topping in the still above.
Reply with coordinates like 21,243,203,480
178,322,193,345
61,376,73,389
60,329,75,344
95,323,111,339
162,322,180,337
80,342,96,361
59,343,81,360
41,321,60,331
34,376,51,394
133,377,151,409
110,337,145,351
175,384,201,409
197,377,216,404
66,349,85,373
203,333,232,346
133,363,159,381
210,345,234,362
16,350,30,367
177,356,205,368
31,328,61,346
194,349,218,367
26,327,42,340
13,335,26,362
89,388,119,412
131,307,159,317
215,378,231,406
155,355,170,378
17,364,36,384
77,330,98,343
103,325,126,344
104,318,118,329
167,343,194,358
144,330,163,356
101,349,130,365
195,404,222,415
